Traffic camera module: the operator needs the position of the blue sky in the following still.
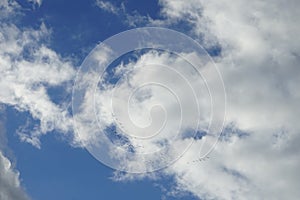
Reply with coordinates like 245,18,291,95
17,0,162,59
1,0,300,200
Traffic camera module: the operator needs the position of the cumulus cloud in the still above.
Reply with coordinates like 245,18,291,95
101,0,300,199
0,151,30,200
72,30,225,172
143,0,300,199
0,112,29,200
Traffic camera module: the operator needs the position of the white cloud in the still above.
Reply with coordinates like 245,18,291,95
0,151,30,200
1,0,299,199
101,0,300,199
95,0,151,27
0,0,75,148
0,1,75,198
95,0,119,14
27,0,43,7
146,0,300,199
0,112,29,200
73,42,220,172
0,0,20,19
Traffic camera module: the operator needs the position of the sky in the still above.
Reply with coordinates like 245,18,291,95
0,0,300,200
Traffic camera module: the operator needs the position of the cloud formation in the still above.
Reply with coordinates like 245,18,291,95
0,151,30,200
0,107,29,200
1,0,299,199
149,0,300,199
95,0,151,27
0,0,75,148
104,0,300,199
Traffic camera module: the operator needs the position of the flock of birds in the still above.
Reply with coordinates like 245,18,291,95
112,113,211,164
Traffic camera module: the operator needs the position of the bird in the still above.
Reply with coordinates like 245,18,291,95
187,156,210,164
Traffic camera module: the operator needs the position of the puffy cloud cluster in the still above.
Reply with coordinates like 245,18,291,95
0,151,30,200
0,110,28,200
98,0,300,199
74,48,215,171
147,0,300,199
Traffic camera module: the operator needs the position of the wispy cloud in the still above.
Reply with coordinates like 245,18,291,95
28,0,43,7
0,0,75,148
95,0,151,27
95,0,120,14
